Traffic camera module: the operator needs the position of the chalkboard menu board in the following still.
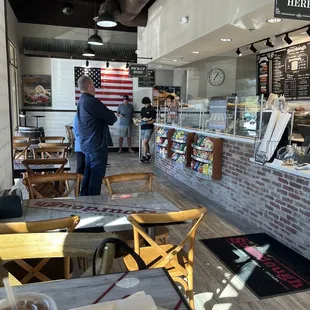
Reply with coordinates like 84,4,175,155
272,42,310,98
138,69,155,87
257,54,269,96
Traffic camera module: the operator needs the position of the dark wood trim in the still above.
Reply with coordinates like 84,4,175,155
212,138,223,181
4,0,15,185
186,133,195,168
167,129,175,158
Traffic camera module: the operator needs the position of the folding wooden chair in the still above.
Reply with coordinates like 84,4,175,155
23,173,82,199
0,232,117,285
39,136,65,143
103,173,154,195
13,142,31,159
33,147,67,159
0,216,79,284
123,208,207,310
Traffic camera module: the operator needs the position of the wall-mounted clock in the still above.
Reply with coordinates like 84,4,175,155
208,68,225,86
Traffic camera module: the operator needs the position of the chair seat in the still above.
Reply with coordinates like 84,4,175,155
123,244,188,277
117,226,169,247
4,258,73,284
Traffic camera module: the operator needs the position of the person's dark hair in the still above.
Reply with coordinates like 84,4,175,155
142,97,151,104
167,95,175,100
123,95,129,100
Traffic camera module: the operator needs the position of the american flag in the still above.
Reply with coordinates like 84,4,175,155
74,66,133,109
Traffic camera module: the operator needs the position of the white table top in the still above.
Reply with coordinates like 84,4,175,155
1,193,180,232
0,269,189,310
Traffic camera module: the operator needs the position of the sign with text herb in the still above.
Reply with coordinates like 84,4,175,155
275,0,310,21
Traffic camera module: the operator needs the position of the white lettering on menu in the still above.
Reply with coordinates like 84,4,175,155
288,0,310,7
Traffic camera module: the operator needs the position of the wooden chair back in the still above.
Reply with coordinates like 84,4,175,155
0,231,114,285
23,173,82,199
39,142,71,149
127,208,206,310
39,136,65,143
33,147,67,159
103,173,154,195
13,136,30,142
21,158,67,176
0,217,79,284
13,142,31,159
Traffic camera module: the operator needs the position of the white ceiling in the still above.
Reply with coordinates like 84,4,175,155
148,2,310,69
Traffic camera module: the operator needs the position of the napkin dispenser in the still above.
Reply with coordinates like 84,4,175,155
0,189,23,219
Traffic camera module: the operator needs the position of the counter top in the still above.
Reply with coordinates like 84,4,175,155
155,123,255,144
250,158,310,179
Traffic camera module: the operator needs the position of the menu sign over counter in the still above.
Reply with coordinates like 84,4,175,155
138,69,156,87
275,0,310,21
257,54,270,96
272,42,310,98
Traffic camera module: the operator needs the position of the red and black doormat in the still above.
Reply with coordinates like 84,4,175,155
200,233,310,298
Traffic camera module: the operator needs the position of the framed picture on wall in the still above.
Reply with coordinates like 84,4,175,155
153,85,181,106
23,75,52,107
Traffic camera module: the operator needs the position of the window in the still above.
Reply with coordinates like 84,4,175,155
8,40,19,131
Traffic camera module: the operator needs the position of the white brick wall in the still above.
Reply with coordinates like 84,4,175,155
0,0,13,189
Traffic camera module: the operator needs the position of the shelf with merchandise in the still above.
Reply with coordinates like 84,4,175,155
171,130,187,144
156,126,169,138
191,155,212,164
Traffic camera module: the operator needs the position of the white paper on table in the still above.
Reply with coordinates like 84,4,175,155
70,292,166,310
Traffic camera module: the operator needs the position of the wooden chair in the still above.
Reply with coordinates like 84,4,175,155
65,125,75,153
39,136,65,143
23,173,82,199
0,232,116,286
33,147,67,159
123,208,207,310
13,136,30,142
13,142,31,159
39,142,71,149
0,216,79,284
103,173,168,245
21,158,67,176
103,173,154,195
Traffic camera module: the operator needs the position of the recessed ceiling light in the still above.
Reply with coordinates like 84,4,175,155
301,31,307,35
172,59,178,62
191,51,200,54
266,18,282,23
221,38,232,42
158,65,162,67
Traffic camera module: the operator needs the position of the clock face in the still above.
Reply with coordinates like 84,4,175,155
208,68,225,86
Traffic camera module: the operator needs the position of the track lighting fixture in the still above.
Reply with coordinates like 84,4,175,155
266,38,274,48
106,61,110,68
284,33,292,45
250,44,257,53
236,48,242,56
86,60,89,67
126,62,129,68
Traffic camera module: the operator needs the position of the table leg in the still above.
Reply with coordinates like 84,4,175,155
147,227,155,240
100,243,116,274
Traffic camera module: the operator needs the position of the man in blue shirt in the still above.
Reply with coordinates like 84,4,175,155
77,75,117,196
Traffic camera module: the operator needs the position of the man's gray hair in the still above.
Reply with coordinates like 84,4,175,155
78,75,92,92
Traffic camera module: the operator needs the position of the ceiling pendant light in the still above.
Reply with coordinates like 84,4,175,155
82,44,95,57
250,44,257,53
106,61,110,68
126,62,129,68
88,30,103,45
266,38,274,48
284,33,292,45
97,11,117,27
236,48,242,56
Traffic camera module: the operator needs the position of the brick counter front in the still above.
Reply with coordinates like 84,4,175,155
155,140,310,259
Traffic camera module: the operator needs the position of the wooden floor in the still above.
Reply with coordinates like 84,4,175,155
64,152,310,309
